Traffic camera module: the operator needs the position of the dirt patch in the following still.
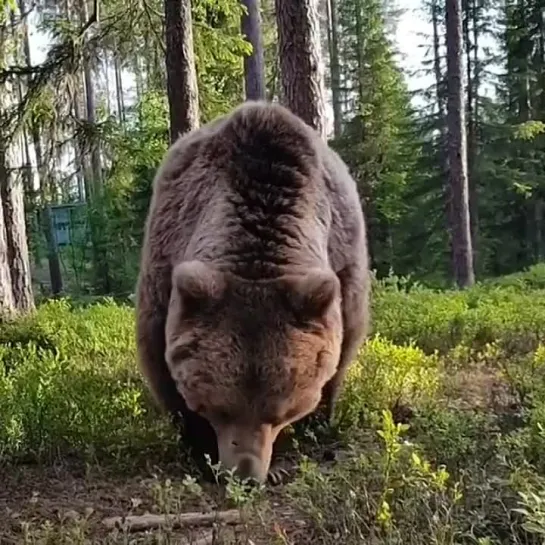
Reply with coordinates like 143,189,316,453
441,364,516,412
0,461,309,544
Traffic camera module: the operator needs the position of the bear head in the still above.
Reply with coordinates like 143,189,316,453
164,260,343,483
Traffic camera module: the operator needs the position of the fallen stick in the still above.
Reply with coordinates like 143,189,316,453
102,509,241,532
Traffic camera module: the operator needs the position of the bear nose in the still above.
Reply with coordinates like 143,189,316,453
234,455,263,482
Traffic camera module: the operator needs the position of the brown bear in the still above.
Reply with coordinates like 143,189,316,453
135,101,370,484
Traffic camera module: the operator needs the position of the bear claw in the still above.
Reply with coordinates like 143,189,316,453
267,466,290,486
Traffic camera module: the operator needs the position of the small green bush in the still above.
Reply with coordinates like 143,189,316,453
0,299,175,464
288,411,462,545
484,262,545,291
373,282,545,356
336,336,440,428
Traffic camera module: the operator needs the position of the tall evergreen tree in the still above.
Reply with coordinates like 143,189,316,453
275,0,327,137
332,0,418,275
165,0,200,142
241,0,265,100
446,0,475,287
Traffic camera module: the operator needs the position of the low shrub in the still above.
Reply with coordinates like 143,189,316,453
0,299,175,464
336,335,440,428
373,282,545,357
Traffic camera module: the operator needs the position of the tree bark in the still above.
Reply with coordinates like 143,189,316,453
83,59,102,195
73,74,89,202
0,187,14,315
355,0,365,119
133,54,144,103
164,0,200,143
18,0,63,294
77,0,110,294
432,0,448,161
33,134,63,295
0,20,34,312
275,0,327,138
104,51,112,115
465,0,479,269
241,0,266,100
325,0,341,137
433,0,454,276
446,0,475,287
0,141,35,312
114,48,125,123
516,0,531,122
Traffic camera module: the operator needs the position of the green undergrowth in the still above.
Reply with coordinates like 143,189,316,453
4,267,545,541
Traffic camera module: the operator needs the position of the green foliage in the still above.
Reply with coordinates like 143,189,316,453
5,272,545,541
484,263,545,291
0,0,15,25
513,121,545,141
332,0,420,277
372,279,545,355
96,90,170,294
0,299,175,463
288,411,461,544
336,336,440,427
193,0,251,122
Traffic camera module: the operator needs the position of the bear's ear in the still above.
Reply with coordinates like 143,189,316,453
172,260,227,317
280,268,340,322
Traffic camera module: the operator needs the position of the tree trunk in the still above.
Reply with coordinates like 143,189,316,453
275,0,327,138
538,2,545,114
0,20,34,312
33,134,63,295
0,187,14,315
0,30,13,315
241,0,266,100
534,196,544,261
432,0,454,275
355,0,365,119
446,0,475,287
517,0,531,122
164,0,200,143
72,75,88,202
432,0,448,158
134,55,144,103
463,0,479,269
104,51,112,115
114,48,125,123
83,60,103,195
326,0,341,137
534,4,545,261
0,140,35,312
18,0,63,294
78,0,110,294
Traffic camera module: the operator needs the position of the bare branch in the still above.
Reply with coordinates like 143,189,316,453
101,509,242,532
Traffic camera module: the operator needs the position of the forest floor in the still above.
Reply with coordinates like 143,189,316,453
1,452,309,543
0,365,510,545
3,267,545,543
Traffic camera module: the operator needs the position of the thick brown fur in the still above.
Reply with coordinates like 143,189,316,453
136,101,370,482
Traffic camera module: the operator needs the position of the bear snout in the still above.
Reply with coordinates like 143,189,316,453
216,425,274,483
232,454,265,482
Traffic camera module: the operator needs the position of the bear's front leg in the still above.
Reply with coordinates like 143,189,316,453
321,263,370,424
293,263,369,441
180,408,220,482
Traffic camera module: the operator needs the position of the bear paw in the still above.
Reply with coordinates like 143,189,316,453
267,465,291,486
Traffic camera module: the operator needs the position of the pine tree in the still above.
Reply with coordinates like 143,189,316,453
446,0,475,287
165,0,200,142
241,0,265,100
275,0,327,137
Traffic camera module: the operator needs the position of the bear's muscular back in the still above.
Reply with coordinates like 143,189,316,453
145,101,364,280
